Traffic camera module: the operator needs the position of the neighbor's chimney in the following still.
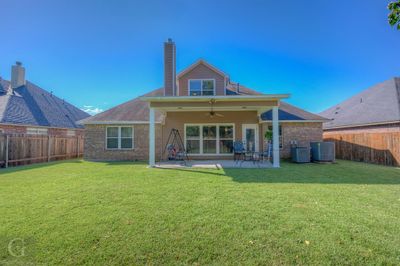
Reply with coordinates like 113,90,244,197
11,61,26,89
164,38,176,96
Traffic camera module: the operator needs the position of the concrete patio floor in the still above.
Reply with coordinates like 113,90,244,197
155,160,273,169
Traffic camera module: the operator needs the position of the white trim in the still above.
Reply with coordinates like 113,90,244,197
26,127,48,135
105,126,134,150
149,108,155,166
177,59,227,79
242,124,259,152
188,79,216,96
260,119,327,123
184,123,235,155
0,122,83,131
141,94,289,102
324,120,400,130
83,121,162,125
272,107,280,168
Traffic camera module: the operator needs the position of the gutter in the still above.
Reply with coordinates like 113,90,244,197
81,121,163,125
323,120,400,130
140,94,290,102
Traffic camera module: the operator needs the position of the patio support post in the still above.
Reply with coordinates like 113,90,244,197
272,106,280,168
149,107,156,167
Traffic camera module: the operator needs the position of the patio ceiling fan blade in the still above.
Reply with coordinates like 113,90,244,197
206,98,223,118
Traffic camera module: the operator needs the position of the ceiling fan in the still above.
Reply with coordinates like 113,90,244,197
205,99,224,118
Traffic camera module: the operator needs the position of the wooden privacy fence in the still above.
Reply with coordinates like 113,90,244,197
323,131,400,166
0,133,84,167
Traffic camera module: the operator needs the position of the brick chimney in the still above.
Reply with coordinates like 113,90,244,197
164,39,176,96
11,61,26,89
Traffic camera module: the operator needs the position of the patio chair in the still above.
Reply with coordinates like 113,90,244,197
233,140,246,162
260,141,272,163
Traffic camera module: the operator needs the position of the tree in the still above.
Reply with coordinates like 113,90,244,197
388,0,400,29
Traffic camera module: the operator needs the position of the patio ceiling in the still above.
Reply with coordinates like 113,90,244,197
140,94,289,113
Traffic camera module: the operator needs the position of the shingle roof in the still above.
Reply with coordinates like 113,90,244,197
319,77,400,129
80,88,165,124
83,84,325,124
0,78,90,129
261,102,328,121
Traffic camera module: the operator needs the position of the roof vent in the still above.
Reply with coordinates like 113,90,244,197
360,98,363,103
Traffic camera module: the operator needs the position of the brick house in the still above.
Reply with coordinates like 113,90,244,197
0,62,90,136
82,40,327,167
320,77,400,166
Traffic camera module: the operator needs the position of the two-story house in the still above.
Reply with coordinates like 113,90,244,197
81,39,327,167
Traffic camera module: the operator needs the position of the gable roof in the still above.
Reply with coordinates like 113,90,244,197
82,83,325,124
80,88,165,124
177,59,227,79
319,77,400,129
261,102,328,121
0,78,90,129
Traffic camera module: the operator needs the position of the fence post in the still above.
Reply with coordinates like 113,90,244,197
76,136,79,158
5,135,9,168
47,135,51,162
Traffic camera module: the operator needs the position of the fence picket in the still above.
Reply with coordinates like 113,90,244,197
0,133,84,167
324,131,400,166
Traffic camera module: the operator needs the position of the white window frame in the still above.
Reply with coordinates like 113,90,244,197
105,126,134,150
66,130,76,137
184,123,235,155
188,79,216,96
26,127,48,135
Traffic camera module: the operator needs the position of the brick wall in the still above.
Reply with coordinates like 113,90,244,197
84,121,323,161
0,124,84,136
261,122,324,158
84,124,163,161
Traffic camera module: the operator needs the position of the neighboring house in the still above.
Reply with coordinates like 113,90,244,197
0,62,90,136
81,39,327,167
320,77,400,166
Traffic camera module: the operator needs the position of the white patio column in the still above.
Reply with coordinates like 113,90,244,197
149,107,156,167
272,106,280,168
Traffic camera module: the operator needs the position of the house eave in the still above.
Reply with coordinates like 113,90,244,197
82,121,163,125
323,120,400,130
140,94,290,103
260,119,327,123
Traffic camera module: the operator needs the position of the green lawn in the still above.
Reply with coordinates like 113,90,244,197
1,160,399,265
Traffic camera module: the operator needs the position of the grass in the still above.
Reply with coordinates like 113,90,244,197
0,160,399,265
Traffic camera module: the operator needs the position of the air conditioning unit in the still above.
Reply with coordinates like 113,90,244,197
310,142,335,162
291,146,310,163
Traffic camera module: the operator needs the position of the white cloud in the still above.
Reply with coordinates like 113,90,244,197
82,105,104,115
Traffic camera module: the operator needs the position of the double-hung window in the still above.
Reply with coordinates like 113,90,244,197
189,79,215,96
185,124,234,155
27,127,48,135
106,126,134,149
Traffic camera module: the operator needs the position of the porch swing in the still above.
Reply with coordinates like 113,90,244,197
163,128,189,162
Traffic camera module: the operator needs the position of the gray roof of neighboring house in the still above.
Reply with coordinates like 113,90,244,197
319,77,400,129
0,78,90,129
82,84,325,124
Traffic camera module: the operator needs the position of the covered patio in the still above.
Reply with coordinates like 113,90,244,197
140,94,289,168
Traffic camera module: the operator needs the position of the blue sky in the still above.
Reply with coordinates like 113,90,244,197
1,0,399,115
